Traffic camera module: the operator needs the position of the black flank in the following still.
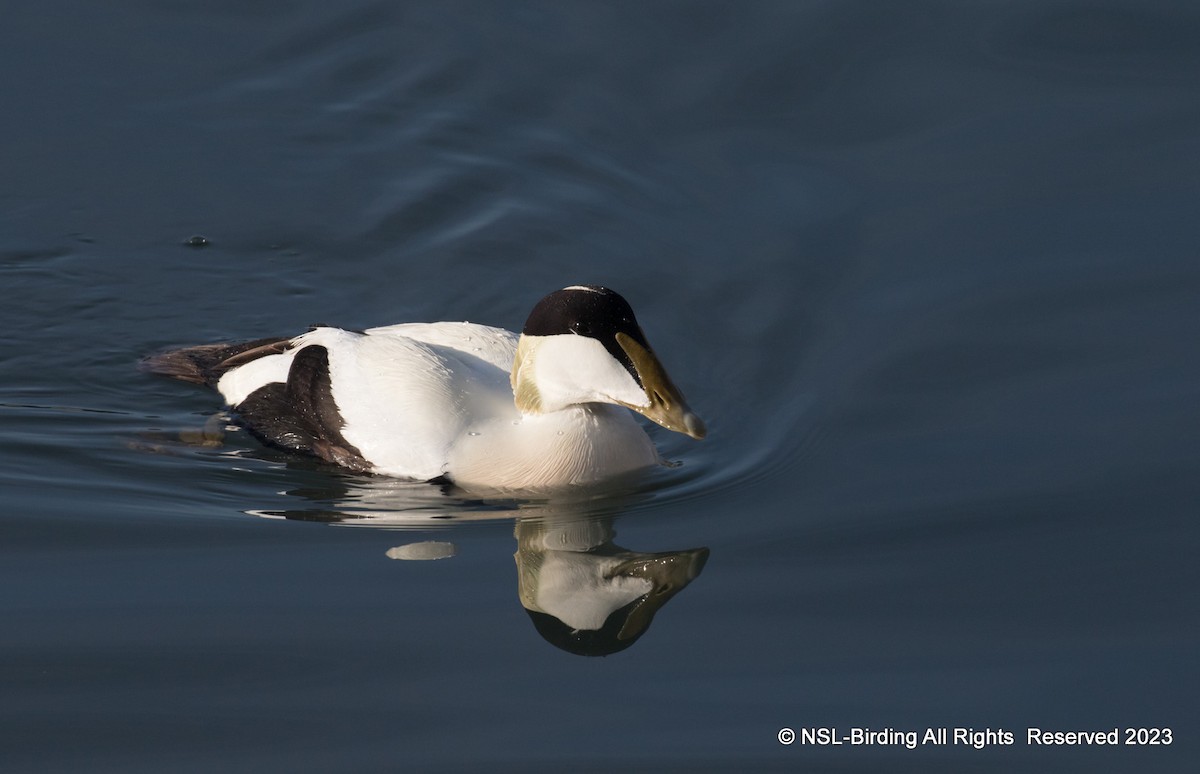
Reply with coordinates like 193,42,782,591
237,345,372,473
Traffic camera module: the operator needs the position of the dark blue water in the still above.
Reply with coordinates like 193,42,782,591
2,2,1197,771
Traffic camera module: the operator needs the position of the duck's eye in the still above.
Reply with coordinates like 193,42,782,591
571,321,591,335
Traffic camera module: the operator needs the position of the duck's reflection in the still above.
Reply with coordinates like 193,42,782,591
250,474,710,657
515,516,708,656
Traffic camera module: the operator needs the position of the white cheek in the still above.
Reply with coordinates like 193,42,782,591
534,335,648,409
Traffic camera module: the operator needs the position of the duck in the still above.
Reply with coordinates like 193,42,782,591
143,285,705,491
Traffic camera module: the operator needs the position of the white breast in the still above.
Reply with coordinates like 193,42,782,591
446,404,659,490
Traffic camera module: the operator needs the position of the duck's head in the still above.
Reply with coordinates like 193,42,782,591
510,285,706,440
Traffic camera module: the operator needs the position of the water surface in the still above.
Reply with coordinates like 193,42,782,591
2,2,1197,772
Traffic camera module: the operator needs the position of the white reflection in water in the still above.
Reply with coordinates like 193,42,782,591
248,477,709,656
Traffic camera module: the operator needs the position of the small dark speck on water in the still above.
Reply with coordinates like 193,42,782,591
184,235,210,248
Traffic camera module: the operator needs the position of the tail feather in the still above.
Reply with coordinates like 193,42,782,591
141,337,292,388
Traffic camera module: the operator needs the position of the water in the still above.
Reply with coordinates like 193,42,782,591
2,1,1197,771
